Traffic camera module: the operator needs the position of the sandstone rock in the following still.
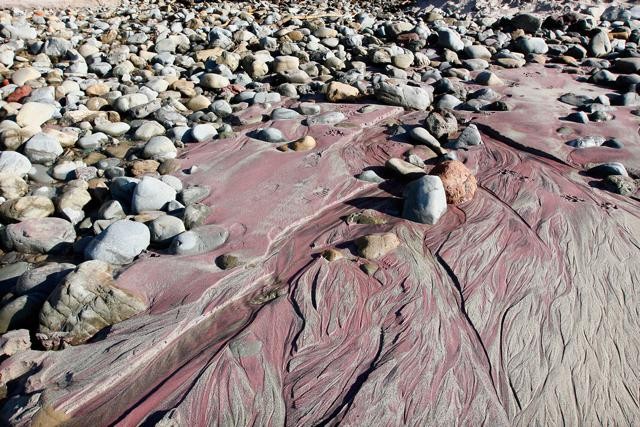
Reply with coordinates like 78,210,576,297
0,196,54,222
325,81,360,102
355,232,400,260
430,160,477,205
38,260,147,349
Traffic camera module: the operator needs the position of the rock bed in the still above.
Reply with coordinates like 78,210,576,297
0,0,638,423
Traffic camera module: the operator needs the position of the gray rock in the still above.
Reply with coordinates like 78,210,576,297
438,28,465,52
191,124,218,142
357,170,385,183
402,175,447,225
131,176,177,213
182,203,212,229
516,37,548,55
255,127,285,143
149,215,185,245
589,29,612,58
143,136,177,161
169,224,228,255
179,185,210,206
567,135,606,148
454,124,483,148
0,152,31,176
84,220,150,265
374,82,433,110
23,133,63,164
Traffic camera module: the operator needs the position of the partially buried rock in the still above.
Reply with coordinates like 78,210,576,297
355,232,400,260
288,135,316,151
215,254,242,270
430,160,477,205
321,248,344,262
169,224,228,255
84,219,150,265
2,217,75,254
586,162,628,178
402,175,447,224
605,175,637,196
38,260,147,349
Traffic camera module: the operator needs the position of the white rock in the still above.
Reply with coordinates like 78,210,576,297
84,220,150,265
131,176,177,213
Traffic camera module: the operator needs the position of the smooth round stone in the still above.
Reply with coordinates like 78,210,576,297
255,127,285,143
134,121,165,141
437,28,465,51
586,162,628,178
161,175,183,192
16,102,57,127
23,133,63,165
253,92,281,104
98,200,126,220
131,176,177,213
0,152,32,176
114,93,148,112
464,45,491,59
77,132,108,150
271,108,302,120
143,136,177,161
12,67,41,86
84,219,150,265
187,95,211,111
148,215,185,245
94,120,130,137
169,224,228,255
191,124,218,142
437,94,462,110
52,161,82,181
210,100,232,117
306,111,346,126
200,73,230,89
516,37,548,54
2,217,75,254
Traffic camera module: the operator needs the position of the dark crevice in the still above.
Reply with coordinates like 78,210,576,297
314,328,385,426
475,123,571,168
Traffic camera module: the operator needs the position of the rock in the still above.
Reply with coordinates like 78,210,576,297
273,56,299,73
182,203,211,229
169,224,228,255
179,185,210,206
605,175,637,196
402,175,447,224
409,127,444,153
57,186,91,224
288,136,316,152
464,45,491,60
77,132,109,150
255,128,285,143
559,93,593,107
325,81,360,102
187,95,211,111
0,152,31,179
511,13,541,33
386,157,424,176
149,215,185,245
567,135,606,148
215,253,241,270
135,121,165,141
2,217,75,254
454,124,483,148
13,262,75,298
374,82,432,110
98,200,126,220
425,112,457,140
357,170,385,183
16,102,57,127
200,73,230,89
589,29,612,57
475,71,503,86
131,176,177,213
38,260,147,349
84,220,150,265
94,119,130,137
306,112,346,126
437,28,465,51
7,85,32,103
615,58,640,74
0,329,30,356
23,133,63,164
355,232,400,260
130,159,159,177
586,162,628,178
11,67,41,86
114,94,148,113
143,136,177,161
0,196,54,222
0,174,28,200
430,160,477,205
191,124,218,142
516,37,548,55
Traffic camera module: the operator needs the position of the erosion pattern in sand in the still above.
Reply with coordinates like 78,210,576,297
2,64,640,426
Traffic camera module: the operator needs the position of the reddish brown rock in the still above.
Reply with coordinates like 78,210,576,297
6,86,32,103
430,160,477,205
